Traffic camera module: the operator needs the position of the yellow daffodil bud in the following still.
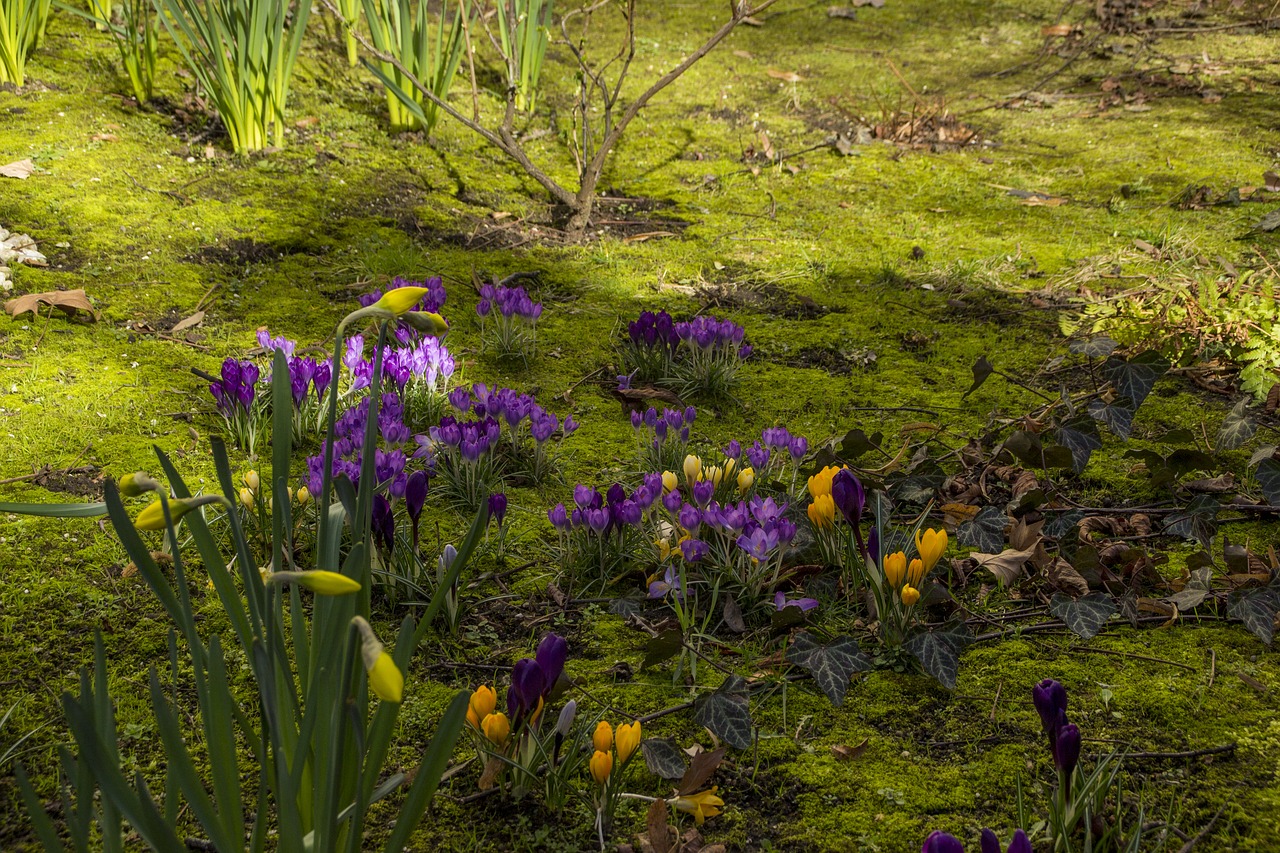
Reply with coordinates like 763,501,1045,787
118,472,158,498
901,585,921,607
353,617,403,703
243,470,260,492
296,486,311,506
135,496,211,531
401,310,449,336
593,720,613,753
683,454,702,485
373,286,432,317
615,721,641,763
907,557,926,588
737,467,754,495
482,712,510,745
239,487,254,509
469,685,497,725
662,471,678,493
915,528,948,573
883,551,907,590
673,787,724,825
268,570,360,595
590,750,613,785
807,494,835,530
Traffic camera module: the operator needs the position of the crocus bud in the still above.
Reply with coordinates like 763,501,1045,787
830,469,865,528
900,585,921,606
488,492,507,527
593,720,613,753
556,700,578,739
1031,679,1068,738
1053,722,1081,779
683,454,701,484
536,633,568,693
353,617,404,703
883,551,907,589
296,486,311,506
118,472,158,497
1007,830,1031,853
922,832,965,853
737,466,754,494
615,720,641,763
915,528,948,572
907,557,926,587
482,712,510,745
269,570,360,596
662,471,678,493
239,487,255,509
980,829,1001,853
243,470,260,492
405,470,428,523
589,750,612,785
468,685,497,728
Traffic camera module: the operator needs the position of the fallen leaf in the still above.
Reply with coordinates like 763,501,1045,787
295,116,319,128
646,798,672,853
732,50,754,59
1041,23,1075,36
1265,171,1280,192
4,288,99,321
971,546,1037,585
828,6,858,18
851,0,885,6
767,69,804,83
831,738,870,760
170,310,205,333
758,130,776,161
1047,558,1089,597
0,159,34,179
678,747,725,796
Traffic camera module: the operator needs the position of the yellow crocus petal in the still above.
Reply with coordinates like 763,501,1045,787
482,712,510,745
907,557,926,588
807,494,835,530
593,720,613,753
466,707,480,729
373,286,431,316
915,528,948,572
707,466,723,487
883,551,907,589
736,467,754,494
901,585,921,607
615,721,641,763
469,685,497,720
662,471,678,493
292,571,361,596
243,470,260,492
806,465,843,499
723,457,736,477
589,750,613,784
296,486,311,505
238,487,255,509
683,454,702,484
656,539,672,561
673,787,724,825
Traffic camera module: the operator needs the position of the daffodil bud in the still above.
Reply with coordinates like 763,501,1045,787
269,570,360,596
134,496,217,531
482,712,510,745
400,311,449,336
682,454,701,485
589,749,613,784
239,487,255,509
373,286,432,316
615,720,641,763
662,471,678,493
118,472,158,497
737,467,754,494
352,617,404,703
593,720,613,752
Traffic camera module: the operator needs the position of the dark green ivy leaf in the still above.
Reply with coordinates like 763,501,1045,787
957,506,1007,553
1102,351,1169,410
1229,589,1278,646
1216,399,1257,452
1087,397,1135,440
1069,336,1119,358
1055,417,1103,473
1050,592,1116,640
1256,458,1280,506
640,739,688,780
785,632,872,707
904,626,970,690
642,629,683,670
964,355,994,398
693,675,754,749
1163,494,1220,549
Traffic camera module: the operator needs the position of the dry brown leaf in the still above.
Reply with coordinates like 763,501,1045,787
1021,195,1068,207
646,798,672,853
0,159,35,179
941,502,979,526
831,738,870,761
295,116,319,128
971,546,1037,586
1047,558,1089,597
4,288,99,321
758,131,776,161
477,756,504,790
171,310,205,333
89,133,119,143
1009,516,1044,552
732,50,754,59
766,69,804,83
1041,24,1076,36
678,747,725,796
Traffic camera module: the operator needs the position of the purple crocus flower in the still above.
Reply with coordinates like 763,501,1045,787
662,489,684,513
774,591,818,612
724,440,741,459
678,504,701,534
831,468,867,557
980,829,1031,853
488,492,507,527
372,495,395,556
507,658,546,718
405,470,428,523
737,527,779,562
1053,723,1081,781
574,484,596,510
692,480,714,506
548,503,569,530
585,507,611,533
648,565,684,601
788,436,808,461
922,832,965,853
680,538,708,562
1032,678,1068,738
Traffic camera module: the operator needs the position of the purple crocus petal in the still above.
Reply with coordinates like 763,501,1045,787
372,495,395,556
574,484,595,510
724,439,741,459
663,490,684,513
648,579,671,599
1054,723,1081,778
563,415,579,436
979,830,1001,853
405,470,428,522
680,539,708,562
678,504,701,534
788,436,808,461
548,503,569,529
488,492,507,526
476,299,491,317
1032,679,1068,738
510,658,546,717
922,832,965,853
830,469,865,527
1007,830,1031,853
535,633,568,693
692,480,714,506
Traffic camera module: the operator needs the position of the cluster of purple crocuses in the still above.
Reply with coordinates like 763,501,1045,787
476,282,543,358
343,334,455,396
257,329,335,439
619,309,752,398
1033,678,1082,794
209,358,262,454
630,405,696,471
549,479,664,536
303,390,429,500
675,314,751,360
921,829,1031,853
665,494,798,596
477,282,542,321
450,383,577,446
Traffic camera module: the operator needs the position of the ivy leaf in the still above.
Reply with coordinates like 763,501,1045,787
1229,589,1278,646
1003,431,1043,468
1102,351,1169,410
785,632,872,707
642,629,683,670
964,355,994,398
1045,509,1085,540
1050,592,1116,640
693,676,753,749
1069,336,1119,358
904,626,970,690
838,428,882,461
1168,566,1214,611
1087,397,1135,440
1257,458,1280,506
608,594,645,618
1163,494,1220,549
640,739,688,781
1216,399,1257,452
1055,417,1103,474
957,505,1007,553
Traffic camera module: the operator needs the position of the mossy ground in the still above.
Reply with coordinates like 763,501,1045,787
3,1,1280,850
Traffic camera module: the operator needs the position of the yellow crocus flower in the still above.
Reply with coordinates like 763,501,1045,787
806,465,844,499
243,470,260,492
915,528,948,572
662,471,678,493
901,585,921,606
705,465,723,486
737,467,754,495
239,487,255,509
590,749,613,784
683,454,702,485
482,712,510,745
807,494,835,530
655,538,673,561
615,721,641,763
673,787,724,824
883,551,907,590
593,720,613,753
907,557,926,588
296,486,311,506
468,685,497,728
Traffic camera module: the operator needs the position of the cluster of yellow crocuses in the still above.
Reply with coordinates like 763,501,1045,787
589,719,641,784
885,528,948,606
664,455,754,495
467,685,511,746
805,464,844,530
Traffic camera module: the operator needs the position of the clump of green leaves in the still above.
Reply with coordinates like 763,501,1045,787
0,0,52,86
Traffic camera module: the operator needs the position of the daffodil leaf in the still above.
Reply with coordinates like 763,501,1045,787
1229,588,1279,646
640,739,688,781
1216,398,1256,452
956,506,1006,553
0,500,107,517
642,629,683,671
904,627,968,690
785,632,872,707
1050,592,1116,640
693,676,753,750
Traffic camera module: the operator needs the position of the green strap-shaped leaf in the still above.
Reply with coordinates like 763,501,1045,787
0,500,107,517
381,691,470,853
15,763,65,852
